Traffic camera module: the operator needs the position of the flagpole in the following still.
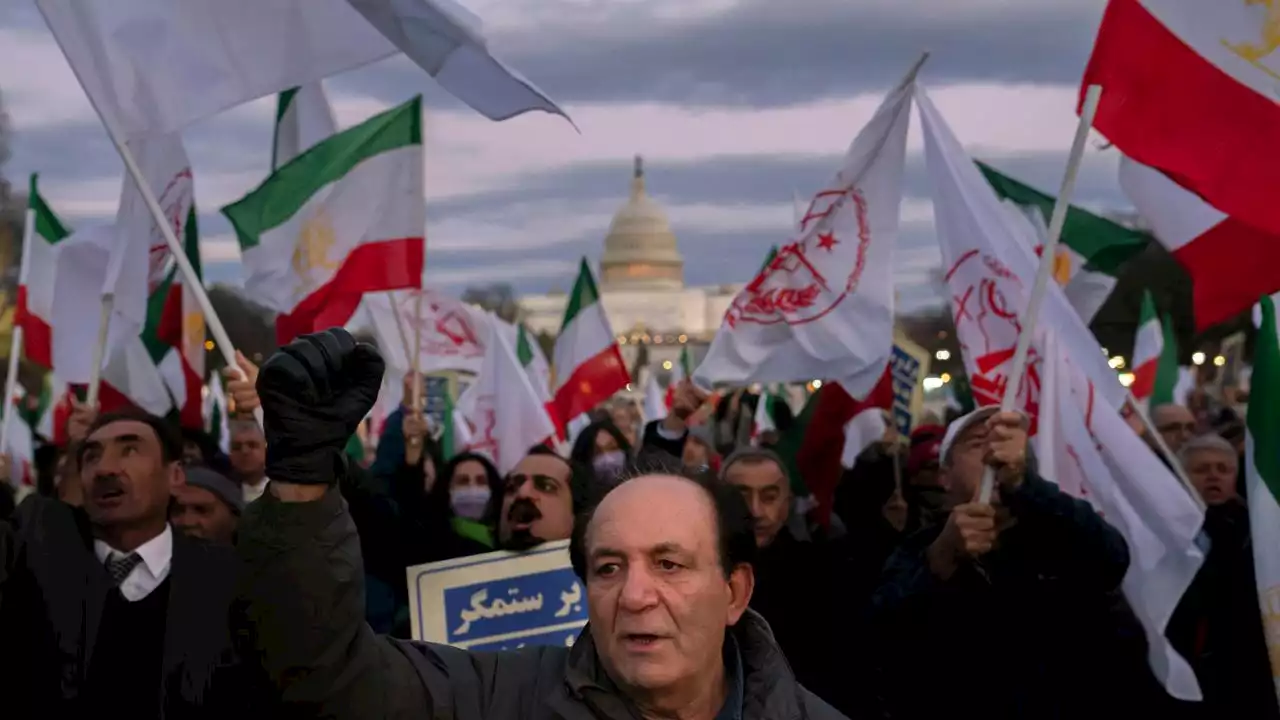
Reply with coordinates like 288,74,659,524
84,294,113,408
1127,392,1205,509
977,84,1103,504
1,207,35,456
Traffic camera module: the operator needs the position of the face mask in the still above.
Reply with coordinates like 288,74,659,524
451,486,491,520
593,450,627,477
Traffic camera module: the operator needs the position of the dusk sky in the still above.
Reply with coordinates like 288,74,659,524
1,0,1128,313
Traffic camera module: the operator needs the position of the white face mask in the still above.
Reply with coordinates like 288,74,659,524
451,486,491,520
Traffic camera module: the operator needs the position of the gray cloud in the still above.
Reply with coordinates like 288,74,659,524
355,0,1106,108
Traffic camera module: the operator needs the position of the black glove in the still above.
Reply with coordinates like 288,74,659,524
257,328,384,485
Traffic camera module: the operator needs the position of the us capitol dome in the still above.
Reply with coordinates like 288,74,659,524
518,156,744,378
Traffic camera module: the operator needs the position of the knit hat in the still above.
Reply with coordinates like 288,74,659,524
183,466,246,515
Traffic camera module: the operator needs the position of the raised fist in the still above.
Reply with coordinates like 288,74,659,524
257,328,384,485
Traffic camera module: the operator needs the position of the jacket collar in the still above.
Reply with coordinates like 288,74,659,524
557,609,805,720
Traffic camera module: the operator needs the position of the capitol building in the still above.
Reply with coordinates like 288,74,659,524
519,157,745,378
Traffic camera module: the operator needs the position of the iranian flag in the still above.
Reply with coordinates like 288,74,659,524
751,385,784,441
15,174,70,369
1119,156,1280,330
223,96,425,344
1248,295,1280,704
551,259,630,424
980,161,1149,322
664,346,693,408
1082,0,1280,238
459,324,556,473
1130,290,1178,406
204,373,231,454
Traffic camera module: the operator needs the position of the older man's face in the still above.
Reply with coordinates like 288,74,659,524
498,453,574,549
584,475,752,698
1153,404,1196,454
1184,448,1239,506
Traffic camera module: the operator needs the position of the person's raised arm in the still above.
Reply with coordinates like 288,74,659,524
233,329,428,717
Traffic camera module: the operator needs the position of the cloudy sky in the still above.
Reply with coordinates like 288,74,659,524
0,0,1129,313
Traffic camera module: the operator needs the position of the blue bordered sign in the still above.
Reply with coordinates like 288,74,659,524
890,344,922,435
407,540,587,650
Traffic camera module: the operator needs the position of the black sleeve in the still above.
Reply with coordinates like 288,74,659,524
234,486,432,718
1003,472,1130,592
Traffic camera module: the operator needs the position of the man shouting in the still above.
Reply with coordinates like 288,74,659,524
234,329,847,720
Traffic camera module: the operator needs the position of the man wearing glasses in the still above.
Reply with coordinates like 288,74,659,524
1152,403,1198,455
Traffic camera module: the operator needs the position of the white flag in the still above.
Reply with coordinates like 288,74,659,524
456,322,556,474
51,224,138,383
365,289,492,376
693,82,912,399
643,372,667,423
918,83,1206,700
36,0,394,140
345,0,570,123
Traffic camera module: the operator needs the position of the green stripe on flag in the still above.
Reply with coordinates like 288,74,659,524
516,325,534,367
759,245,778,275
1152,312,1180,406
1139,289,1157,326
977,161,1148,275
223,95,422,250
29,174,70,244
560,257,602,330
1249,296,1280,502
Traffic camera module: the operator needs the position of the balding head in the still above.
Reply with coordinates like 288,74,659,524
1152,404,1196,454
570,467,755,714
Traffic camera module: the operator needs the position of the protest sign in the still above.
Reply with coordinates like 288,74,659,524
407,539,587,650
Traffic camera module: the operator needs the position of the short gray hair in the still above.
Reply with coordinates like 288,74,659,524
1178,434,1237,465
719,447,788,484
228,417,262,437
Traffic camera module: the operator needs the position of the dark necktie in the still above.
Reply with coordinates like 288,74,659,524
106,552,143,588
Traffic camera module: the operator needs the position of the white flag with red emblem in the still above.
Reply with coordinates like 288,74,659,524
692,82,912,397
456,320,556,474
918,83,1206,700
365,288,492,376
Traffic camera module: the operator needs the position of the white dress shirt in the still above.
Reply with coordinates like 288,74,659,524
242,476,269,504
94,524,173,602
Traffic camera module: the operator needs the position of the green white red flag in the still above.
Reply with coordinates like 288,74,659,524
1130,290,1178,407
551,258,630,424
223,97,426,344
1247,294,1280,705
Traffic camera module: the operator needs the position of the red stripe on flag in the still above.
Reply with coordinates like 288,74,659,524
1129,359,1158,400
1175,218,1280,331
178,358,204,430
276,237,424,344
796,366,894,528
157,281,185,349
1082,0,1280,236
552,344,631,425
14,286,53,369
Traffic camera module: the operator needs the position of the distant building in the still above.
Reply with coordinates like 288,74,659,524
519,156,744,383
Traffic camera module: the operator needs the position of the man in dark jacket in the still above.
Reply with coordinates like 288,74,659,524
0,408,270,718
236,329,848,719
870,407,1150,718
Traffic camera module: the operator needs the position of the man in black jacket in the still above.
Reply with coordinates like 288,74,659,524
0,408,270,718
235,329,849,720
870,406,1150,718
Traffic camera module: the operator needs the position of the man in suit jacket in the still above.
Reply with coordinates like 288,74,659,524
0,407,270,718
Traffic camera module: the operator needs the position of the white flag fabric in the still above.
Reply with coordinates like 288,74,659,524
273,82,339,171
35,0,394,140
112,133,195,333
365,289,491,376
693,82,911,398
643,372,668,424
345,0,571,123
456,321,556,474
51,224,139,383
918,83,1206,700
